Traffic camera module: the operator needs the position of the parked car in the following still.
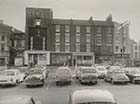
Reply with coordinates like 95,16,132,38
35,65,49,78
109,65,121,70
0,69,25,86
104,69,129,84
125,67,140,84
0,95,41,104
78,66,98,84
55,66,72,85
96,66,107,78
25,68,45,87
68,89,117,104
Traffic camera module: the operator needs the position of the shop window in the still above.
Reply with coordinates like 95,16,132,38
39,54,46,61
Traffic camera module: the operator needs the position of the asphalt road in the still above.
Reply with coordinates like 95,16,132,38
0,70,140,104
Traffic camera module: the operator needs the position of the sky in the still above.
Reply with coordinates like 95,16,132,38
0,0,140,42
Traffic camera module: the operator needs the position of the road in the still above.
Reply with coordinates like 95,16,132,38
0,70,140,104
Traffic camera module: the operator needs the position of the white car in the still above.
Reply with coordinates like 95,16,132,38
0,69,25,86
0,95,41,104
96,66,107,78
68,89,117,104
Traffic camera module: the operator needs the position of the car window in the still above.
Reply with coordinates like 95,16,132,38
0,71,15,76
113,70,124,74
57,69,70,74
81,68,96,73
29,70,42,75
97,67,106,71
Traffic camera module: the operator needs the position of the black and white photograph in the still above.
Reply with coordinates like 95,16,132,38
0,0,140,104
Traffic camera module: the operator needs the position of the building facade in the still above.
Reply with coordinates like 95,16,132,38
0,20,12,69
113,22,130,66
25,8,114,66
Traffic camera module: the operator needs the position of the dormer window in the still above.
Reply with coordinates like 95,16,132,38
35,18,41,26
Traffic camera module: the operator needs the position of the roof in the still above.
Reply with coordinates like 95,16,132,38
0,95,31,104
12,28,24,34
52,19,114,26
72,89,116,103
0,23,12,32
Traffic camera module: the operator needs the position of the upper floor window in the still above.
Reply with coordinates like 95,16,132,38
65,25,70,32
76,43,80,52
55,33,60,42
65,33,70,42
107,27,112,33
107,35,112,44
1,44,5,51
76,34,80,42
35,18,41,26
1,35,5,41
56,25,60,32
55,43,60,52
86,34,91,43
135,46,137,50
86,44,91,52
76,26,80,33
96,34,102,44
115,46,119,52
86,26,91,33
65,43,70,52
96,27,101,33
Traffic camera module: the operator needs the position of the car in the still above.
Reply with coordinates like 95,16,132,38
109,65,121,70
104,69,130,84
78,66,98,84
68,89,117,104
0,95,41,104
35,65,49,78
125,67,140,84
25,68,45,87
0,69,25,86
96,66,107,79
55,66,72,85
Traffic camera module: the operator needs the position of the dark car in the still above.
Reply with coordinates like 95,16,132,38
78,67,98,84
125,68,140,84
104,69,129,84
25,68,45,87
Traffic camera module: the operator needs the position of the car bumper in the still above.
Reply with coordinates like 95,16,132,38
114,80,129,83
80,79,97,83
56,79,72,83
0,82,14,85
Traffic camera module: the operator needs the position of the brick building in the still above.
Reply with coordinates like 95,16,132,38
25,7,114,66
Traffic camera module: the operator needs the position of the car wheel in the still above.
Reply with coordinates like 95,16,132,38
111,79,114,84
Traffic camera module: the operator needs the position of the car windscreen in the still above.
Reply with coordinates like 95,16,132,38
57,69,70,74
113,70,124,74
29,70,42,75
77,102,115,104
97,67,106,71
81,68,96,73
0,71,15,76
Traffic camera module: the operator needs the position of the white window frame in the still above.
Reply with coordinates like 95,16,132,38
65,43,70,52
76,34,80,43
86,44,91,52
76,43,80,52
76,26,80,33
56,25,60,32
65,25,70,32
55,43,60,52
65,33,70,42
55,33,60,42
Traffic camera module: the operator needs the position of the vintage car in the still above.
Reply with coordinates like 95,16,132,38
55,66,72,85
96,66,107,79
78,67,98,84
104,69,129,84
35,65,49,78
125,68,140,83
0,69,25,86
0,95,41,104
68,89,117,104
25,68,45,87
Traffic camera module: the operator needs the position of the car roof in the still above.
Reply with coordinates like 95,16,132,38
58,66,70,70
81,66,96,69
72,89,116,104
0,95,32,104
3,69,19,72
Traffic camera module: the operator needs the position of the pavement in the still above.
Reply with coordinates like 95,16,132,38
0,69,140,104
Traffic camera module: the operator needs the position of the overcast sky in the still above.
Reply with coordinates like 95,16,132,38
0,0,140,42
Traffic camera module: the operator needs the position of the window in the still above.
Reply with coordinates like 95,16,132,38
65,25,70,32
65,43,70,52
135,46,137,50
86,34,91,43
56,25,60,32
17,40,22,47
115,37,119,41
35,18,41,26
115,46,119,52
1,35,5,41
76,26,80,33
55,33,60,42
76,34,80,42
55,43,60,52
107,27,112,33
123,46,126,52
86,44,90,52
107,35,112,44
96,27,101,33
65,33,70,42
30,37,33,50
96,35,102,44
123,37,126,42
1,44,5,51
135,52,137,58
0,58,5,66
76,43,80,52
86,26,90,33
